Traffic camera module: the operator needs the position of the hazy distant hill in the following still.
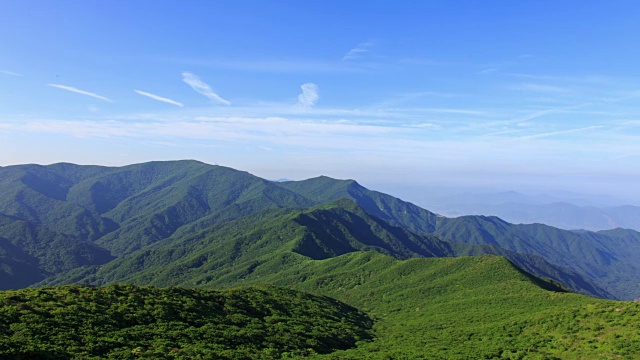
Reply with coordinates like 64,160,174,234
434,201,640,231
1,160,640,300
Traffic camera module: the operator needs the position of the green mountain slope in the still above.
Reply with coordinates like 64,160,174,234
0,284,372,359
283,176,640,299
278,176,439,234
36,252,640,359
227,253,640,359
434,215,640,299
39,199,609,298
0,214,113,289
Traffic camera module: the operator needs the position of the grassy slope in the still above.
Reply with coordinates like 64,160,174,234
0,284,372,359
231,252,640,359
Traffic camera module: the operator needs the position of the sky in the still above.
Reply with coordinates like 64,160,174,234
2,1,640,202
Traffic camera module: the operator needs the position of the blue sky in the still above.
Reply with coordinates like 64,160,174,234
2,1,640,200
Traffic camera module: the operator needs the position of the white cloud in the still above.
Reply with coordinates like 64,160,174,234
0,70,22,77
134,90,184,107
297,83,319,108
181,72,230,105
47,84,113,102
342,42,374,61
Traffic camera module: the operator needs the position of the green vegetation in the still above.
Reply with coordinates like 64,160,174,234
233,253,640,359
7,254,640,359
0,284,372,359
40,199,602,299
434,215,640,299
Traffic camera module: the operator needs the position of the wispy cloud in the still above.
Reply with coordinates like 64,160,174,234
160,57,362,73
477,68,497,75
515,83,572,93
507,73,612,85
374,91,465,108
181,72,230,106
47,84,113,102
0,70,22,77
134,90,184,107
509,103,589,123
342,42,373,61
403,123,438,129
517,125,604,140
482,129,524,137
296,83,319,108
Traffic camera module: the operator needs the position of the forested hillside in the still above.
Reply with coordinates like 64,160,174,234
0,284,372,359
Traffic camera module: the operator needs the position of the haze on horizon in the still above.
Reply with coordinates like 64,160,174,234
2,1,640,202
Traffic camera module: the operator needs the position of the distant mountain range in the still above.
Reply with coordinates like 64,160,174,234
433,200,640,232
0,160,638,300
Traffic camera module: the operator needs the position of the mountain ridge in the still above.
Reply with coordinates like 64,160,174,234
0,160,638,299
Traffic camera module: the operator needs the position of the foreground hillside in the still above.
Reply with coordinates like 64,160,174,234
0,285,372,359
4,254,640,359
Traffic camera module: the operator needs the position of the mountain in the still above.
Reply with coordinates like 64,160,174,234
0,284,372,359
0,161,314,287
1,160,640,300
433,215,640,299
0,213,113,289
278,176,439,235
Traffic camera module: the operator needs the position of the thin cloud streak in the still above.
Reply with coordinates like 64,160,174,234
342,42,373,61
181,72,230,105
134,90,184,107
0,70,22,77
516,125,604,140
516,83,572,93
47,84,113,102
297,83,319,107
161,57,361,73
